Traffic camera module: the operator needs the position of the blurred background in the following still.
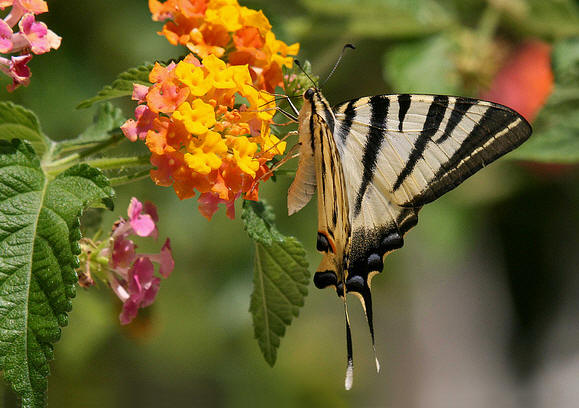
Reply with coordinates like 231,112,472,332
1,0,578,407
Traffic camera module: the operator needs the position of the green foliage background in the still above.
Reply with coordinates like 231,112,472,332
1,0,578,407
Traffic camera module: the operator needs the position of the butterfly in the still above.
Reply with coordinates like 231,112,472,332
284,86,531,389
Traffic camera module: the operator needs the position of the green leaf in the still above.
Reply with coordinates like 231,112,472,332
250,237,309,366
0,139,114,407
0,102,52,159
510,37,579,163
241,200,284,246
243,200,310,366
383,35,462,94
63,103,125,149
76,63,154,109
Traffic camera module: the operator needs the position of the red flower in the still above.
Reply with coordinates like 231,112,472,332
480,41,553,122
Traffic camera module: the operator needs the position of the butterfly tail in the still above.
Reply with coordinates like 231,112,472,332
361,288,381,373
343,297,354,390
351,287,381,373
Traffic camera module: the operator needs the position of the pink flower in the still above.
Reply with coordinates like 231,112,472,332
79,197,175,325
0,20,13,53
198,192,237,221
132,83,150,103
118,258,161,325
110,233,136,271
3,0,48,28
0,1,14,11
145,239,175,278
17,13,61,54
128,197,158,237
18,0,48,14
0,53,32,91
121,105,156,142
0,1,60,91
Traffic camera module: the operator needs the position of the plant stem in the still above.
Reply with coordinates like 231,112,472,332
108,169,152,186
83,155,150,170
44,133,125,174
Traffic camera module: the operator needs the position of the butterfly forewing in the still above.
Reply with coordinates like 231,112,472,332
334,94,532,209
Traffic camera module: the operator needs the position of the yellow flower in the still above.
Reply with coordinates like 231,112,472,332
229,64,253,88
232,136,260,177
264,31,299,68
173,100,216,135
259,123,286,156
241,86,275,121
205,0,242,32
239,8,271,34
175,61,213,96
203,54,237,89
184,131,228,175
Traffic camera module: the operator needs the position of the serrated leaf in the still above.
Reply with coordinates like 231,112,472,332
76,63,155,109
510,37,579,163
250,236,309,366
242,200,284,246
243,200,310,365
0,139,114,407
0,102,52,159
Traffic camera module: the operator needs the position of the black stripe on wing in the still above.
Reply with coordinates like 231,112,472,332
435,97,476,144
406,102,531,207
393,95,449,191
337,99,357,144
353,95,390,217
397,94,411,132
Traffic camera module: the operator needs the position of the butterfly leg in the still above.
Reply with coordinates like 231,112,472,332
274,94,300,121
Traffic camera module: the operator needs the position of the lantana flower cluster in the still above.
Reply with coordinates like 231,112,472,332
149,0,299,92
122,0,298,219
0,0,61,91
79,198,174,325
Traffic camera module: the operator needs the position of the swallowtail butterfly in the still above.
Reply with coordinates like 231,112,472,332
285,85,531,389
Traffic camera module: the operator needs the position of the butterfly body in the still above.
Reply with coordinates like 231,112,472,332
287,87,531,388
290,89,352,293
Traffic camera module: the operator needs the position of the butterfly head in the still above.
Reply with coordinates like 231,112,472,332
304,87,316,101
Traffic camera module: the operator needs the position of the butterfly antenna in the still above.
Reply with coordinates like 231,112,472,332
294,59,318,89
321,44,356,89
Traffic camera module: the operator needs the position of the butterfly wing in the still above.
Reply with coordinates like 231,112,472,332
332,93,531,337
